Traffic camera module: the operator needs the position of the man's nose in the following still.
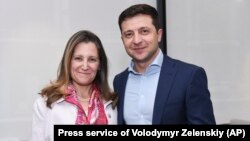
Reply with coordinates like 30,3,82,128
132,33,142,44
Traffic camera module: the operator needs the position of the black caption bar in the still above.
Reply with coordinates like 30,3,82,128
54,125,250,140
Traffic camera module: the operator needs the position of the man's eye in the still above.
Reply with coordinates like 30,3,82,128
124,33,133,38
141,29,149,34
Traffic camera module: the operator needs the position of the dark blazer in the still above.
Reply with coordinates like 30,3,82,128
113,55,216,124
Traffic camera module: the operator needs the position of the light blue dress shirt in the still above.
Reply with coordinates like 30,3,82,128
124,50,163,124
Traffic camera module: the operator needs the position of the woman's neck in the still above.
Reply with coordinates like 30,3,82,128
73,83,92,99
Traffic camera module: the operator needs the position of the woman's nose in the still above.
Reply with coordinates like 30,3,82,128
81,60,89,70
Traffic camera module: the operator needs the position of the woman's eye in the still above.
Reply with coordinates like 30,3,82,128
74,57,82,61
89,58,97,62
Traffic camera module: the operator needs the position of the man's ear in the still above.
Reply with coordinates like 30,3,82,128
157,28,163,42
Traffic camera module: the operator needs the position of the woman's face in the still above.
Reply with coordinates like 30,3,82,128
70,42,100,87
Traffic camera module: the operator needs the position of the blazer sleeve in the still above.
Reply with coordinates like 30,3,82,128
186,67,216,124
30,96,48,141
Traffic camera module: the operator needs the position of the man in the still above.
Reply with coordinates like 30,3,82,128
113,4,216,124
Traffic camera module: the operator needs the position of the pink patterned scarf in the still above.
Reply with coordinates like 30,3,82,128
65,84,108,124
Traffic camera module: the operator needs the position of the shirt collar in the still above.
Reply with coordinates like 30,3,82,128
128,49,163,74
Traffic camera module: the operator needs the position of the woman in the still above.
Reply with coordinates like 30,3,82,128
31,30,117,141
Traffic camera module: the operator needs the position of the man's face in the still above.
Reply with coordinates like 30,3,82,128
121,14,162,65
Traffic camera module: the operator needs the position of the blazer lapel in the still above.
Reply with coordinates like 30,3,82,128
117,70,129,124
152,56,177,124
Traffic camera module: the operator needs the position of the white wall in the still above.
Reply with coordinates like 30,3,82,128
166,0,250,124
0,0,156,140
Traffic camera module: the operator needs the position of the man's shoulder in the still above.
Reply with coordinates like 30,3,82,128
163,55,208,80
115,68,129,77
164,55,203,70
